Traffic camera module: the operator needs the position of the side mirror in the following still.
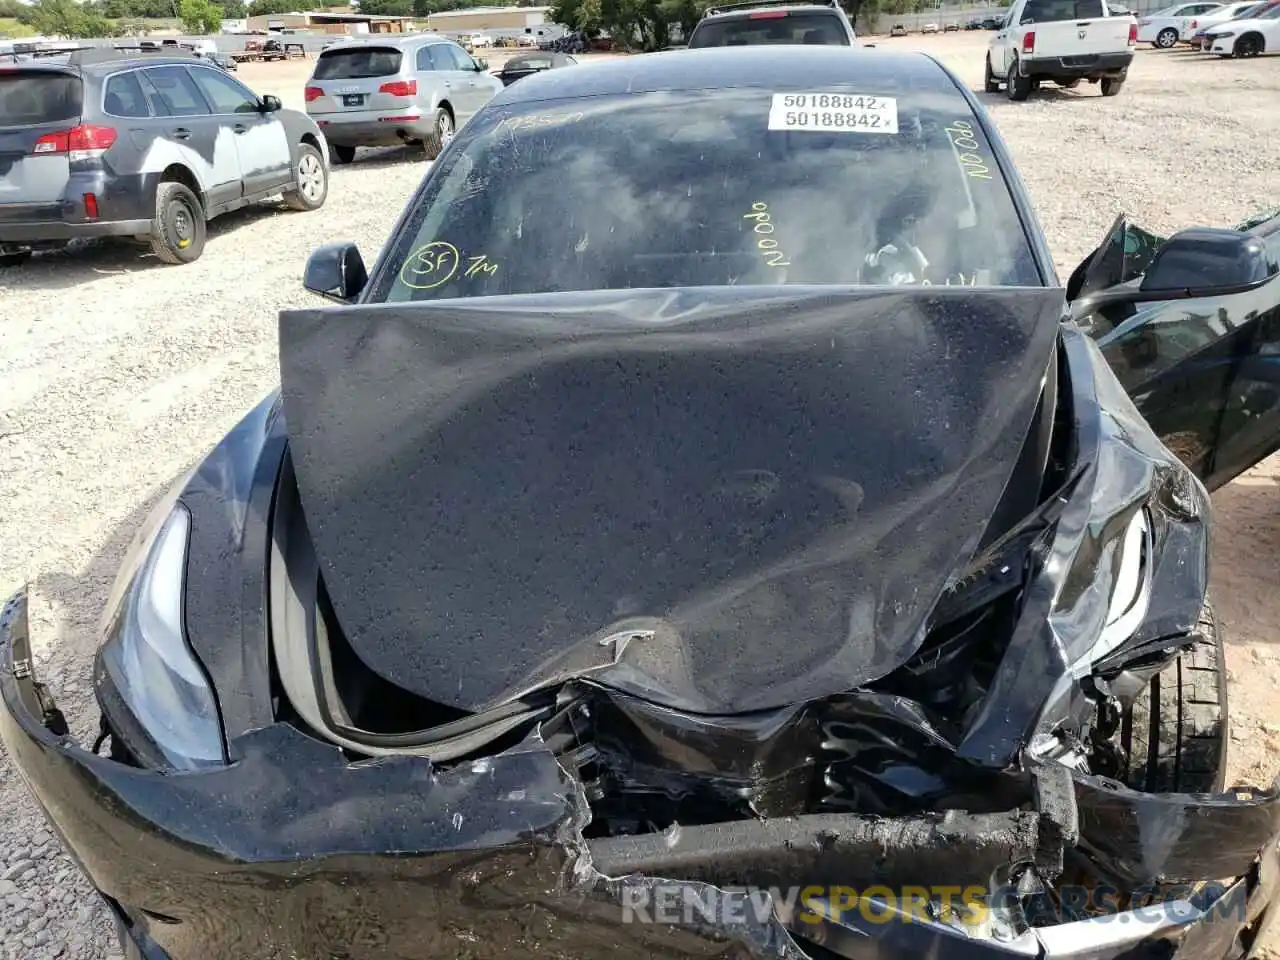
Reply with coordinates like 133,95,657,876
1139,227,1276,295
303,242,368,303
260,94,282,113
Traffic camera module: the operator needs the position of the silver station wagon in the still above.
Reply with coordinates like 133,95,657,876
303,34,503,163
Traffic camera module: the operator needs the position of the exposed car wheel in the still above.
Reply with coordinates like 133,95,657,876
1154,27,1178,48
0,250,32,268
1100,76,1124,96
423,107,455,161
1058,78,1081,88
984,55,1000,92
148,181,206,265
1006,60,1032,100
1233,32,1263,56
329,144,356,165
283,143,328,212
1116,605,1228,794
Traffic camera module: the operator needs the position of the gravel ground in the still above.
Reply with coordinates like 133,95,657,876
1,35,1278,959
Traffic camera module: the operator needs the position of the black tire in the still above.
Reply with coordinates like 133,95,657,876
984,55,1000,92
1155,27,1178,48
1100,76,1124,97
1006,59,1032,100
148,181,206,265
1058,78,1081,88
1233,32,1263,57
423,107,455,160
329,143,356,165
1119,604,1228,794
0,250,32,268
283,142,328,212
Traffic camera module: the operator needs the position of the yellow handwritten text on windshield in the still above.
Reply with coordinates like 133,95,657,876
943,120,994,181
744,202,792,268
400,241,460,290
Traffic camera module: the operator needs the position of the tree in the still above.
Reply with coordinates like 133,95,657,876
221,0,247,15
357,0,413,13
247,0,302,15
180,0,224,31
26,0,114,37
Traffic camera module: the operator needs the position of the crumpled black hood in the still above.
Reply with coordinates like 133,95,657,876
278,286,1063,714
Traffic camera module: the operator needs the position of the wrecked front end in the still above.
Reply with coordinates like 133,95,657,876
3,288,1280,959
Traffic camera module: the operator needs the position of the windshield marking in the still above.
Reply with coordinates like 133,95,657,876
465,254,499,278
943,120,993,181
500,111,584,133
768,93,899,134
400,241,461,290
744,203,792,268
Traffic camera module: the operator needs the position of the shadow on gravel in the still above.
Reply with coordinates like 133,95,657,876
29,468,196,702
972,87,1108,105
0,203,312,295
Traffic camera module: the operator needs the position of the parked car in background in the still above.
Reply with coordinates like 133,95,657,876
890,22,909,34
303,35,502,163
687,0,857,46
986,0,1136,99
1207,0,1280,53
0,47,328,268
1186,0,1268,43
492,51,578,86
1136,0,1223,46
921,21,940,31
944,21,961,30
198,49,239,72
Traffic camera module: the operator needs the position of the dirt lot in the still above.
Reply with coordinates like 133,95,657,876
0,34,1278,960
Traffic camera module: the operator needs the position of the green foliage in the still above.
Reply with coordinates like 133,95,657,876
221,0,247,16
179,0,223,32
356,0,414,13
25,0,115,37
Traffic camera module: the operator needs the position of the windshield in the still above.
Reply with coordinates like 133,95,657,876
0,71,81,126
379,90,1041,302
1227,2,1264,16
313,46,403,80
1248,2,1280,16
689,12,851,46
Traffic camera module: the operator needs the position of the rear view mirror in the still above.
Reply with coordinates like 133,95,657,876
303,242,368,303
1139,227,1276,296
259,94,282,112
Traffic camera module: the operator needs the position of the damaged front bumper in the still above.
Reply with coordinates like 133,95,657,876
3,592,1280,960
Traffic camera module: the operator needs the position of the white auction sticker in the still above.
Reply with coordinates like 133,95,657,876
767,93,898,134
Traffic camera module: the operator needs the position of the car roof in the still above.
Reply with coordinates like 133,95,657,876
496,46,955,104
702,3,847,17
320,33,447,52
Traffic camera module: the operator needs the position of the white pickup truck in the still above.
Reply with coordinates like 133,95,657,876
985,0,1137,100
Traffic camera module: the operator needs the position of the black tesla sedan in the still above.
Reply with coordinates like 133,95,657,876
3,46,1280,960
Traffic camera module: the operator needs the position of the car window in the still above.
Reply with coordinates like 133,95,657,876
103,71,151,118
189,67,259,114
143,66,210,117
1255,3,1280,15
1021,0,1105,21
0,70,81,125
425,44,454,70
379,89,1041,303
444,43,475,70
415,45,436,70
313,46,403,79
689,12,850,46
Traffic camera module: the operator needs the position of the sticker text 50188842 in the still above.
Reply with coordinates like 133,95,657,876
768,93,898,134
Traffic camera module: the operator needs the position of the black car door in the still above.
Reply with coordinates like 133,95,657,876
1070,217,1280,491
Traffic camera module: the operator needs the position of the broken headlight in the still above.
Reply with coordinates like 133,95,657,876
96,503,226,770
